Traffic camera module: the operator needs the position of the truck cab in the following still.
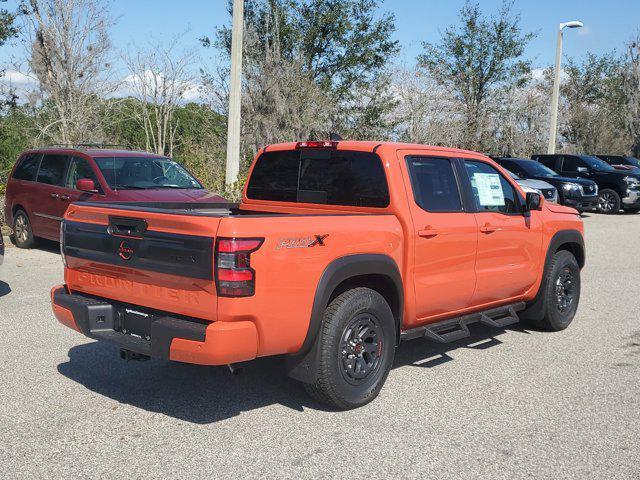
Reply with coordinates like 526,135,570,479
52,141,585,409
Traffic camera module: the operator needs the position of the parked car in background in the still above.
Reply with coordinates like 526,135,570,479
503,169,558,203
52,140,585,409
4,146,226,248
493,157,597,213
531,154,640,214
597,155,640,173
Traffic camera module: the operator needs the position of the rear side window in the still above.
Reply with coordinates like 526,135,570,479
537,156,557,170
246,149,390,207
406,157,462,212
12,154,41,181
37,154,69,185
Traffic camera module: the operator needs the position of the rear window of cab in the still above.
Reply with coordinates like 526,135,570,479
246,149,390,208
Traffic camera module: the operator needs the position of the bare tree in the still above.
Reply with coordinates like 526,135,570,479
22,0,115,144
390,67,463,146
623,33,640,157
240,19,333,156
124,39,196,157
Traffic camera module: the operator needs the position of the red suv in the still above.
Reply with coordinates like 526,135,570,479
4,146,225,248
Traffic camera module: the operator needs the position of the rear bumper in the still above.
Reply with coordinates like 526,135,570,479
51,285,258,365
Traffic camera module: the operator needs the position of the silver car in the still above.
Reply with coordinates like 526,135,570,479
506,171,558,203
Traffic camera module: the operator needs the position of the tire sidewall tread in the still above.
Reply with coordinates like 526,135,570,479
305,287,396,410
540,250,581,331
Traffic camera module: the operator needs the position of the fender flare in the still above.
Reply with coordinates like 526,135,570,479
522,229,585,321
286,253,403,383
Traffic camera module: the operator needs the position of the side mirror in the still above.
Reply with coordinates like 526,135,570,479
576,166,590,174
525,192,543,212
76,178,97,193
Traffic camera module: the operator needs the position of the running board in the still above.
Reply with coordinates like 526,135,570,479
400,302,526,343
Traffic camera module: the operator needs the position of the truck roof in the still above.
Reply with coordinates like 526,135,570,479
263,141,489,158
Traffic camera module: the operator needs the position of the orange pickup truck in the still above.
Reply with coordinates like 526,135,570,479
51,141,585,409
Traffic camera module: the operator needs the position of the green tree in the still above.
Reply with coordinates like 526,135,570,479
207,0,399,138
0,0,17,48
561,53,628,153
418,1,535,150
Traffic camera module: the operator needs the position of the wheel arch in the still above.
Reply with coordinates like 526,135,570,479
522,229,585,321
286,254,403,383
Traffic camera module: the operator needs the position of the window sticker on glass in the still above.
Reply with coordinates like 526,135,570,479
473,173,505,206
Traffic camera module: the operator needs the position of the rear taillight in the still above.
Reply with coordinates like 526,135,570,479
215,238,264,297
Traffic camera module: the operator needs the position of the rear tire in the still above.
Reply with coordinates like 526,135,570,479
596,189,621,214
11,210,35,249
304,287,396,410
536,250,581,331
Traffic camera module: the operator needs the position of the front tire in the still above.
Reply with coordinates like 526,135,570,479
537,250,581,331
11,210,36,249
597,189,621,214
304,287,396,410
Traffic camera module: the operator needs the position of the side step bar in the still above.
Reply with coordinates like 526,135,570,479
400,302,526,343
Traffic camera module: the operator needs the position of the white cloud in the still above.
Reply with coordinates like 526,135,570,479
110,70,204,104
0,69,39,92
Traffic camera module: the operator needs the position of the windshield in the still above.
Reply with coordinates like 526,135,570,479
94,157,202,190
519,161,559,178
505,170,522,180
579,155,615,171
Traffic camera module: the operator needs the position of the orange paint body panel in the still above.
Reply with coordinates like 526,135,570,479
52,141,584,368
51,285,81,332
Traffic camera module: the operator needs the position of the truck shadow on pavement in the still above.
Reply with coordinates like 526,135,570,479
57,322,535,423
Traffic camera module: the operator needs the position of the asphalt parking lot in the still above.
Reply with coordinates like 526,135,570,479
1,213,639,479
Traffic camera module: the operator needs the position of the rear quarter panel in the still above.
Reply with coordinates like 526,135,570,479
217,214,403,357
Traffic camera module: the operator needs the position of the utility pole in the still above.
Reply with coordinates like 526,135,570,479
225,0,244,187
547,20,583,154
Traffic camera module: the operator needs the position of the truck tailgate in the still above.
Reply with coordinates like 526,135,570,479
62,203,222,321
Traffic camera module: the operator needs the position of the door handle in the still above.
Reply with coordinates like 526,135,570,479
50,193,59,199
60,195,70,201
479,223,500,233
418,227,439,238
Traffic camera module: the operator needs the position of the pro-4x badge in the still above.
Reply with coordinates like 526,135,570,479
276,235,329,249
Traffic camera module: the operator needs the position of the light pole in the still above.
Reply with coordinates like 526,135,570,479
547,20,584,154
225,0,244,187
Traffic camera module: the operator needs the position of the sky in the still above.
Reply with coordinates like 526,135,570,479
1,0,639,92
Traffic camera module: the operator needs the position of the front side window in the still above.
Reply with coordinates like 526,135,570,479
406,157,462,212
66,157,99,190
12,154,41,181
37,154,69,186
246,149,390,207
464,160,521,214
94,157,202,190
561,156,582,172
